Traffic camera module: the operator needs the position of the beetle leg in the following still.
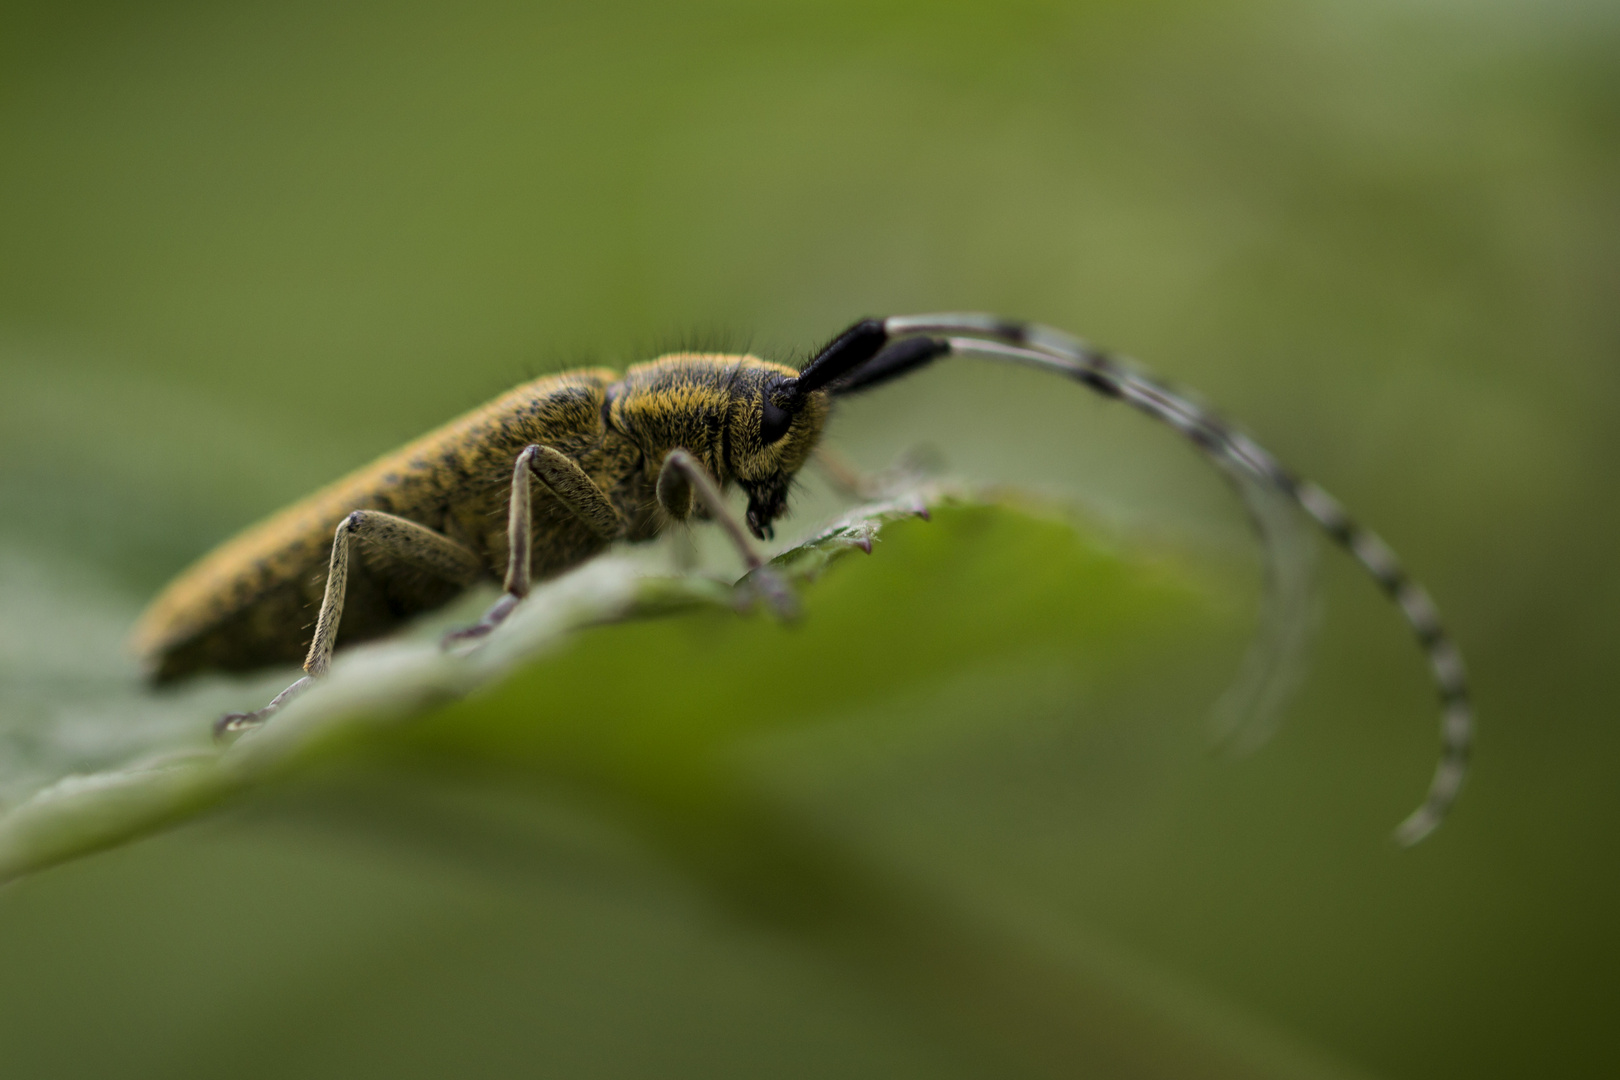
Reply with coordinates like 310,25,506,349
443,444,624,648
524,444,622,539
215,675,313,736
217,510,482,736
657,448,798,620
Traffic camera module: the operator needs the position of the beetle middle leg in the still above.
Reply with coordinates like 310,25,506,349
217,510,483,735
443,444,624,647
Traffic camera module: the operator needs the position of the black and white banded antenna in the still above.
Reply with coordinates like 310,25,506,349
787,313,1471,845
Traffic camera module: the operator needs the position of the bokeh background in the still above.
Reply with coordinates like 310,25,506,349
1,0,1616,1076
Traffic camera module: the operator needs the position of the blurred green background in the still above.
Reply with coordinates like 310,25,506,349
1,0,1616,1076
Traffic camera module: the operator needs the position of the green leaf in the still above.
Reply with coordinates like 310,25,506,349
0,491,1371,1078
0,493,1194,883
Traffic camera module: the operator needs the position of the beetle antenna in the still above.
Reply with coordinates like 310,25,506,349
843,313,1470,846
786,318,891,405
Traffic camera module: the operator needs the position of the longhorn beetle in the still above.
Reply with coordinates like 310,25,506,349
132,313,1471,844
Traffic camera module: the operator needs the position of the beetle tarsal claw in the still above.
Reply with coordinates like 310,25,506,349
213,712,261,739
441,592,522,650
744,566,799,621
440,622,494,648
211,674,313,740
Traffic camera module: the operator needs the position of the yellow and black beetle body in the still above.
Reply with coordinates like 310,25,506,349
133,315,1471,844
134,354,828,681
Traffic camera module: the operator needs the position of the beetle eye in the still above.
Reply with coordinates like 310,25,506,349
759,389,792,445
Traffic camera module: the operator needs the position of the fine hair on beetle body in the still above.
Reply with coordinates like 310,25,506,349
132,313,1472,845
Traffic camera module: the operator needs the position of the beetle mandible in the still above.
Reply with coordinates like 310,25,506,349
131,314,1472,844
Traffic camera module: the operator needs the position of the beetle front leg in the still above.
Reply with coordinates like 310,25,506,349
443,444,623,647
657,448,798,620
